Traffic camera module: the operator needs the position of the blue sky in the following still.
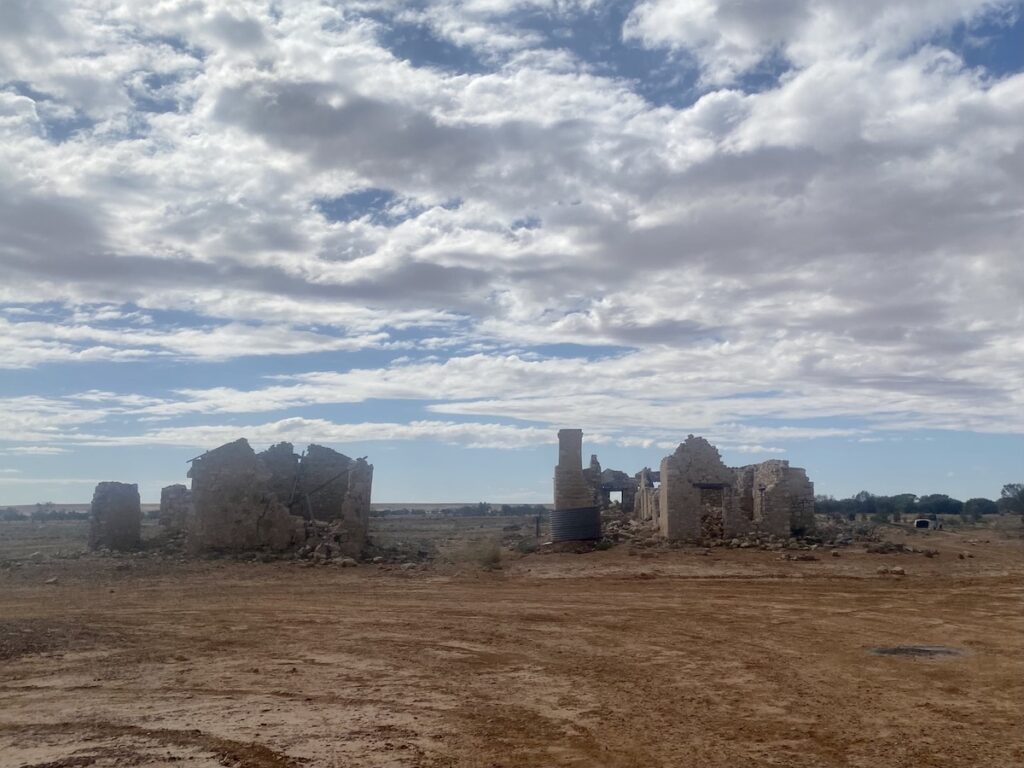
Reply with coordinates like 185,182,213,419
1,0,1022,504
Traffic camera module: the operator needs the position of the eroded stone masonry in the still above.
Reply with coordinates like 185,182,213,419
557,430,815,542
551,429,603,541
89,439,373,555
89,481,142,551
158,484,191,533
185,439,374,554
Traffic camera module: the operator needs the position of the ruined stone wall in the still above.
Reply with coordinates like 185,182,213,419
301,444,353,520
553,429,595,511
600,468,636,512
585,455,603,507
729,466,757,538
89,481,142,551
635,469,656,521
787,468,816,535
159,484,192,532
658,436,737,541
338,458,373,552
259,442,300,510
751,460,815,537
627,437,816,541
187,438,303,552
185,439,373,555
644,488,660,524
620,485,636,514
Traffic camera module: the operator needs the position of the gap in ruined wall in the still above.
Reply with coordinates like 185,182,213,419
698,485,725,539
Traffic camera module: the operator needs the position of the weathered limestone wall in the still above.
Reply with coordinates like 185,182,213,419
750,460,815,537
302,444,353,520
187,438,304,552
553,429,595,511
339,458,373,549
606,435,816,541
584,455,603,507
734,465,756,534
159,484,192,532
599,468,636,512
787,467,815,535
259,442,300,510
89,481,142,551
634,469,660,522
185,439,374,555
658,436,737,541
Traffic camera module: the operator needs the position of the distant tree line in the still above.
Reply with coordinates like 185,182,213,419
816,483,1023,523
0,503,89,522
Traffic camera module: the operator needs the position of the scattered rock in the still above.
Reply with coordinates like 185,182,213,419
336,557,358,568
831,550,841,557
877,565,906,575
44,576,59,585
866,542,908,555
29,552,44,562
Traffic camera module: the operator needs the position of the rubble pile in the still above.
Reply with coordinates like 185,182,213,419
297,519,366,563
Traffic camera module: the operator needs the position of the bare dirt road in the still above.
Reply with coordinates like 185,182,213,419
1,524,1022,767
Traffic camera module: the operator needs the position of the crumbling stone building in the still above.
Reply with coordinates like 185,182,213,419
183,438,374,554
656,436,815,541
187,439,304,552
158,484,192,532
554,429,815,542
552,429,602,541
635,468,660,523
658,436,746,540
600,468,637,513
735,460,816,538
260,442,301,506
89,481,142,551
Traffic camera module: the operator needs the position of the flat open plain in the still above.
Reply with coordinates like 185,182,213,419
1,519,1022,768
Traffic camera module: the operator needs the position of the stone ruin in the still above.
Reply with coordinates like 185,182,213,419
183,439,374,554
735,459,816,538
554,429,598,512
87,439,374,556
186,438,305,552
551,429,602,541
555,430,815,543
159,484,191,532
634,468,660,523
89,481,142,551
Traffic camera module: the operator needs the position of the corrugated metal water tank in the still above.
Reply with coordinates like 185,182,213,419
550,506,601,542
